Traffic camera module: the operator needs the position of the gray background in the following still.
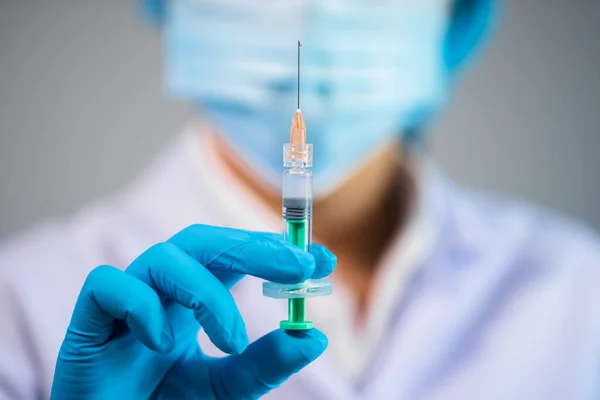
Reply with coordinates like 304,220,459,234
0,0,599,241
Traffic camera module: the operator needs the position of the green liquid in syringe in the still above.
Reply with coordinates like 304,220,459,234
285,219,311,329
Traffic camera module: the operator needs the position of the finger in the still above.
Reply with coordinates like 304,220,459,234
209,329,328,399
126,241,248,354
308,244,337,279
64,265,174,354
261,234,336,279
168,225,317,284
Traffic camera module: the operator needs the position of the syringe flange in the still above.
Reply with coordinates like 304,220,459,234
262,279,333,299
262,279,332,330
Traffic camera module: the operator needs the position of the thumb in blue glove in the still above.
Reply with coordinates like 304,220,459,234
155,329,328,399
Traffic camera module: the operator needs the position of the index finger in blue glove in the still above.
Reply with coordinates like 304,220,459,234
126,241,249,355
62,265,174,354
168,225,336,284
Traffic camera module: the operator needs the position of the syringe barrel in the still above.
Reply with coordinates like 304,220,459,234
282,167,313,328
261,144,330,330
282,168,313,250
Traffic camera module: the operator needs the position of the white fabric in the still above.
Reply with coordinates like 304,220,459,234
1,128,600,400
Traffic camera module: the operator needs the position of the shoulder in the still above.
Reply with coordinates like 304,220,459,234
450,186,600,286
467,188,599,256
436,184,600,336
0,221,79,286
0,218,102,339
0,221,88,395
0,194,152,309
0,199,163,392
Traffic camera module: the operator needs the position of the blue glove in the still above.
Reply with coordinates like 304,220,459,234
51,224,336,399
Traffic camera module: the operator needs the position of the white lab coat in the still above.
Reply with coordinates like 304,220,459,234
1,130,600,400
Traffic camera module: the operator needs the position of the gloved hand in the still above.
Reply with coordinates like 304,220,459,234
51,224,336,399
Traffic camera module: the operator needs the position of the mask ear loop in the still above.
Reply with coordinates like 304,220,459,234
444,0,497,72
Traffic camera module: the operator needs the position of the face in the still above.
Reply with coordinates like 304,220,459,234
164,0,451,197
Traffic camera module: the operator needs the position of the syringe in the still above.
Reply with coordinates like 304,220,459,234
262,41,332,330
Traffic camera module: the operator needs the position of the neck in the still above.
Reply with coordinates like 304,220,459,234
313,146,415,272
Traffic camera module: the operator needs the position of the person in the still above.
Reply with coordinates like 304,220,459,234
1,0,600,398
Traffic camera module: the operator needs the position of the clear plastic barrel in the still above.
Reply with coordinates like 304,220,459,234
282,168,312,252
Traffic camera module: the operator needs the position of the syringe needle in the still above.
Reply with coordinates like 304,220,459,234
290,40,306,155
297,40,302,110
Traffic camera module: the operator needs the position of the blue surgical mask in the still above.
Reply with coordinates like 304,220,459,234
165,0,450,197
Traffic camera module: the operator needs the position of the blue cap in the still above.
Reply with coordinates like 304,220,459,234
445,0,498,73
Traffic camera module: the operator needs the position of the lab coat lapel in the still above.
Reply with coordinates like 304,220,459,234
360,175,530,398
343,168,458,397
